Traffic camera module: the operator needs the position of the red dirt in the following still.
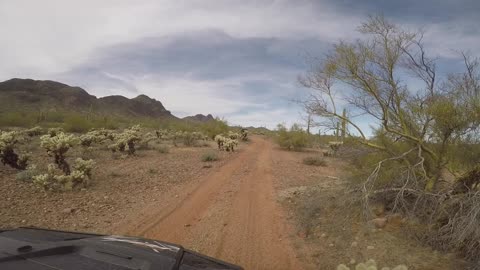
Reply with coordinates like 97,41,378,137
117,137,303,270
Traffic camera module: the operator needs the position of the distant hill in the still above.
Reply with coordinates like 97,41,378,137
183,114,215,122
0,78,175,119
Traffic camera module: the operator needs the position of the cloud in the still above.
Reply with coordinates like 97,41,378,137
1,0,479,130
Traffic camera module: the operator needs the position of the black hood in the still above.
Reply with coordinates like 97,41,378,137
0,227,243,270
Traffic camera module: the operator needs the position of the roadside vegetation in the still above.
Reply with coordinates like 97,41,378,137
0,117,248,192
272,15,480,265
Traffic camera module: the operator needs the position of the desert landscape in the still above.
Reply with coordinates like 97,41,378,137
1,3,480,270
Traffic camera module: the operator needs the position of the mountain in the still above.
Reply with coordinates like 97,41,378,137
0,78,175,119
183,114,215,122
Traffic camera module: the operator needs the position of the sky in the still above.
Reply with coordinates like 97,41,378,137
1,0,479,130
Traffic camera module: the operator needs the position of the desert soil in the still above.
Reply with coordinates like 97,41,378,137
1,136,468,269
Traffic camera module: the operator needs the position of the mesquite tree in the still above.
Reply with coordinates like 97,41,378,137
299,15,480,192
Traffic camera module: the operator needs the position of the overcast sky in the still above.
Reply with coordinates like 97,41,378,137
1,0,479,129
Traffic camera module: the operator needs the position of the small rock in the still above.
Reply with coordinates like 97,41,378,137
321,233,327,238
351,241,358,247
62,208,74,214
349,259,356,265
297,231,307,239
21,220,26,223
184,224,191,227
367,245,375,250
328,243,334,247
392,265,408,270
372,217,387,228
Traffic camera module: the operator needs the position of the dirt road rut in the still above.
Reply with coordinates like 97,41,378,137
121,137,302,270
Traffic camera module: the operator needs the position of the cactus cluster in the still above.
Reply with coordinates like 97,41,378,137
80,128,115,147
0,130,29,170
24,126,43,137
108,125,141,155
32,158,95,191
40,132,78,174
214,135,238,152
337,259,408,270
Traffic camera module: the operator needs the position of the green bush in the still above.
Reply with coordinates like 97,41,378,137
0,112,35,127
64,115,92,133
201,152,219,162
302,156,327,166
15,165,39,181
275,123,310,151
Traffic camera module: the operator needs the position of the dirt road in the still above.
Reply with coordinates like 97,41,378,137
120,137,302,270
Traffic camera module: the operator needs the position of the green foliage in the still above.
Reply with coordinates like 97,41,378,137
201,152,219,162
200,118,229,139
63,115,92,133
302,156,327,166
0,112,36,127
275,123,310,151
15,164,39,181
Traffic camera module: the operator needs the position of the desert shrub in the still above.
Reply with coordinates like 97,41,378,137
32,158,95,191
137,132,157,150
182,132,198,146
156,145,169,153
201,118,229,139
0,130,29,169
15,164,39,181
275,123,310,151
24,126,43,137
0,112,35,127
303,156,327,166
63,115,92,133
201,152,219,162
108,125,141,155
40,132,78,174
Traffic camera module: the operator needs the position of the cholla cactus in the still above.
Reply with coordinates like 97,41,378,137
240,128,248,141
79,129,114,147
33,159,95,191
47,127,64,137
108,125,141,155
337,259,408,270
223,138,238,152
0,131,29,169
228,131,240,140
80,129,115,147
214,135,226,149
24,126,43,137
40,132,78,174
